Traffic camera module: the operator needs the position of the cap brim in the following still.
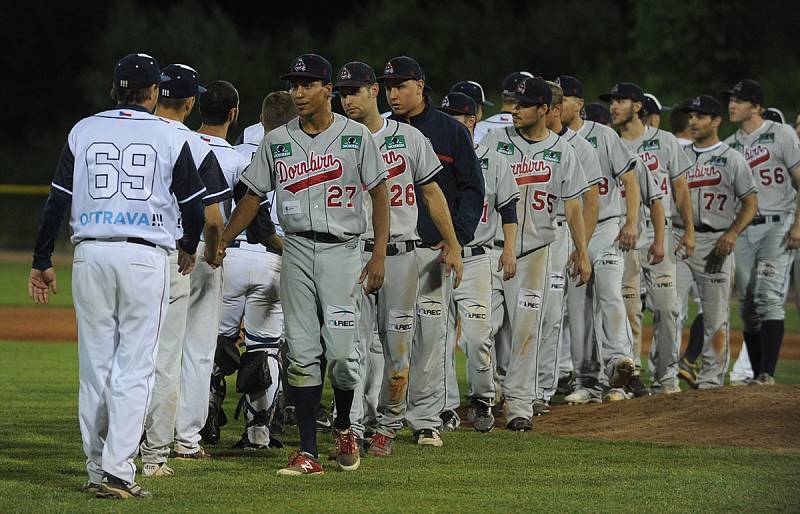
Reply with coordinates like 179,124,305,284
332,80,373,90
279,72,330,82
437,106,474,116
376,74,417,83
158,74,172,84
197,84,207,94
678,106,719,116
482,99,494,107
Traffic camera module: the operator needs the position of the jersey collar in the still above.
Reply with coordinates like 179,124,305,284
116,104,151,113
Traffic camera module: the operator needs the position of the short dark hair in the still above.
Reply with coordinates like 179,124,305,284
157,96,192,111
262,91,297,132
199,81,239,126
110,84,153,105
670,105,690,133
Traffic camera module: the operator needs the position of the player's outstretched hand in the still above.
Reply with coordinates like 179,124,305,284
433,241,464,289
714,229,737,257
568,250,591,287
206,245,224,269
615,222,637,252
675,232,695,260
178,249,197,275
648,240,665,264
783,224,800,250
498,246,517,281
28,267,57,305
359,255,385,295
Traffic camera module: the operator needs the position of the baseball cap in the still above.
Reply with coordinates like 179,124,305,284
515,77,552,106
642,93,664,116
377,56,425,82
160,64,206,99
333,61,377,90
555,75,583,98
584,102,612,125
502,71,534,97
438,92,477,116
722,79,764,106
113,53,169,90
599,82,645,103
678,95,722,117
450,80,493,107
280,54,332,83
763,107,786,124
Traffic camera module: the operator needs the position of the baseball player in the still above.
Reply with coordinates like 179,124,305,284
675,95,758,389
641,93,665,129
474,72,534,144
379,55,481,445
556,75,646,404
606,82,695,393
584,102,612,126
334,61,462,454
439,91,519,432
29,53,206,499
723,79,800,385
140,64,231,474
483,77,592,430
221,54,389,475
449,80,493,124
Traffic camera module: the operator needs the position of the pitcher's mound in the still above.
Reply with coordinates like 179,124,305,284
537,385,800,453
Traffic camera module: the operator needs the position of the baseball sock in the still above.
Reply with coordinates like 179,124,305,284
760,320,784,377
743,331,762,377
683,313,704,363
332,387,354,431
293,384,322,458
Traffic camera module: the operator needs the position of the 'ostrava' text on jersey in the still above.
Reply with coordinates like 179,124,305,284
201,133,250,235
475,112,513,145
240,113,387,239
235,142,283,237
621,126,692,218
481,127,588,255
49,106,207,250
472,144,520,248
555,127,602,219
578,120,637,221
678,141,757,230
364,119,441,241
724,120,800,216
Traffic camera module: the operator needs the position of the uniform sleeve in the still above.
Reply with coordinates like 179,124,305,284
560,145,589,200
171,142,207,204
779,125,800,171
240,134,274,196
668,133,692,180
605,129,637,179
577,140,603,185
197,150,233,205
51,142,74,197
636,158,663,204
32,141,75,270
360,127,388,190
731,152,757,199
413,132,443,185
451,124,486,246
494,153,520,209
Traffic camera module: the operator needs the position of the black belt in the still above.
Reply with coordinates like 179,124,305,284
363,240,416,256
81,237,156,248
495,241,504,248
293,231,345,243
228,240,281,256
461,246,486,257
556,220,566,227
694,224,725,234
598,215,620,224
751,215,782,226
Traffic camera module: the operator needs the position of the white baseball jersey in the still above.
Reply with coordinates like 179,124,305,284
240,113,387,239
481,127,589,255
555,127,602,219
724,120,800,216
678,142,757,230
235,141,283,237
50,107,207,249
578,120,637,220
471,144,520,248
201,133,251,239
241,122,265,146
364,119,442,241
475,112,514,144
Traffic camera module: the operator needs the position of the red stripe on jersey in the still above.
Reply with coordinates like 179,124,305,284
436,153,454,164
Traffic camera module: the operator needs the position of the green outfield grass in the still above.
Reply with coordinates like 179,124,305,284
0,341,799,513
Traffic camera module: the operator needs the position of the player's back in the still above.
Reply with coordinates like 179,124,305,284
66,107,200,249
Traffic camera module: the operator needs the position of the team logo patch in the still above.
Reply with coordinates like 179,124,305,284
340,67,352,80
543,149,561,163
417,298,442,318
642,139,661,151
383,150,407,179
586,136,598,148
441,96,450,108
341,135,362,150
497,142,515,155
549,272,565,291
326,305,355,329
271,143,292,158
385,135,406,150
708,156,728,166
758,132,775,144
294,58,307,72
730,141,743,151
384,62,394,74
480,158,489,170
387,310,414,332
517,289,542,311
464,301,488,320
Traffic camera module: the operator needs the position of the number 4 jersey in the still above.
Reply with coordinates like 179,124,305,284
51,106,207,249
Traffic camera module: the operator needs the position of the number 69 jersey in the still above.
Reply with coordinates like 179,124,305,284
482,128,588,256
240,113,387,240
724,120,800,216
51,107,207,250
678,142,757,230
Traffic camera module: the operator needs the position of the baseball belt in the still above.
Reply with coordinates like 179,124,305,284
362,240,416,256
750,215,782,226
80,237,157,248
228,239,281,256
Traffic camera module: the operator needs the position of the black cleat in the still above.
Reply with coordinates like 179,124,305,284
506,417,534,432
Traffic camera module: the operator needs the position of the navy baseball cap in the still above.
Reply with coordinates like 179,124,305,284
722,79,764,106
333,61,376,90
377,56,425,82
502,71,534,97
678,95,722,117
585,102,612,125
555,75,583,98
438,92,477,116
450,80,493,107
160,64,206,99
763,107,786,124
280,54,332,83
113,53,169,89
599,82,645,103
515,77,552,106
641,93,665,116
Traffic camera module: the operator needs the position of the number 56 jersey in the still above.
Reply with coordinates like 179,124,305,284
52,107,207,250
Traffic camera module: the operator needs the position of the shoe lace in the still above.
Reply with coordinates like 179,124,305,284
372,433,388,448
338,430,357,455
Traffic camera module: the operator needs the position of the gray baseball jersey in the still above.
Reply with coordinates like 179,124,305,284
364,119,442,241
724,120,800,215
240,113,387,239
555,127,602,218
630,156,665,249
678,142,757,230
235,141,283,237
471,144,520,247
578,121,637,220
481,127,588,254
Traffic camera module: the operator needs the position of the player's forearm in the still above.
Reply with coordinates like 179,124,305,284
368,181,389,257
32,190,70,270
730,194,757,235
620,172,640,227
420,182,461,249
221,191,261,246
203,205,224,257
650,199,666,246
672,177,694,236
501,222,517,245
582,186,599,242
565,199,588,254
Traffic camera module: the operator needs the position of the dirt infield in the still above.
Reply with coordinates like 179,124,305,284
537,385,800,453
